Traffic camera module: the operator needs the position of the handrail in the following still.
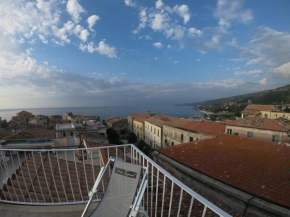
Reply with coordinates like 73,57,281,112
0,144,232,216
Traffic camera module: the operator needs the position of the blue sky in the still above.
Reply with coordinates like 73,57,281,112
0,0,290,109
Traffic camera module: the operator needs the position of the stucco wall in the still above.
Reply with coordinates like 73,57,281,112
144,122,162,148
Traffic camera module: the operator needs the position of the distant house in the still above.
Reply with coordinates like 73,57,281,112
132,117,148,141
144,114,176,149
241,104,290,120
163,120,225,147
11,110,34,123
106,117,127,132
127,113,155,133
62,112,74,121
225,117,290,144
29,115,48,126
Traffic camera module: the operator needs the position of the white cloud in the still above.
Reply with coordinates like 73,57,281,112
214,0,253,24
229,58,247,62
67,0,85,23
259,78,267,85
153,42,163,48
156,0,164,9
173,61,178,64
167,44,172,49
87,15,100,31
272,62,290,78
124,0,137,7
80,40,117,58
188,28,202,37
234,69,263,76
151,13,168,31
73,25,90,42
173,5,190,24
38,34,48,44
133,9,147,34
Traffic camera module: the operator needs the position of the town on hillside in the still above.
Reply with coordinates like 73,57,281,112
0,104,290,216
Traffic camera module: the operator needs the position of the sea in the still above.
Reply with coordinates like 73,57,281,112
0,106,203,122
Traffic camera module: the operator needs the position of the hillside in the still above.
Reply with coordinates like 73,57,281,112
179,84,290,106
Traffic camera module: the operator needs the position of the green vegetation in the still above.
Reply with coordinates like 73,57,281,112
135,140,151,156
127,132,137,144
106,128,123,144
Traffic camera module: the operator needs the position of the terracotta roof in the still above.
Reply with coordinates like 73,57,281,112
159,134,290,208
133,117,148,123
180,121,225,136
129,113,154,119
16,110,33,115
226,117,290,132
145,114,175,127
106,117,125,124
164,118,191,127
243,104,274,112
241,109,261,116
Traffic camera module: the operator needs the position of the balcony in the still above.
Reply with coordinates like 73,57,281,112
0,145,231,217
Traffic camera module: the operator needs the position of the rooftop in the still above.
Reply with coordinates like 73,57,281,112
180,120,225,136
243,104,275,112
129,113,155,119
159,134,290,208
226,117,290,132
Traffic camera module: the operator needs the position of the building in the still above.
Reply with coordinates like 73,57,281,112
11,110,34,123
144,115,175,148
225,117,290,144
127,113,154,133
241,104,290,120
156,134,290,216
29,115,48,126
132,117,148,140
163,120,225,147
106,117,127,132
62,112,74,121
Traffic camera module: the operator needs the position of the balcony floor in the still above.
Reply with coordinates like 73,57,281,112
0,202,97,217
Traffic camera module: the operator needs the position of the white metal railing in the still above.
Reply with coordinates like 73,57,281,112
0,144,231,217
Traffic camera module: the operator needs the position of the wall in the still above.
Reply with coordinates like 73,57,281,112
133,120,145,140
162,125,211,147
225,125,288,144
144,122,162,148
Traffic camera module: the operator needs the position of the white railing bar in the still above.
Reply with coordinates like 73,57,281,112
160,174,166,217
56,152,68,203
48,151,60,203
131,145,232,217
65,150,75,202
150,163,153,217
17,151,31,202
188,196,194,217
73,150,83,201
39,153,53,203
81,150,90,198
9,150,20,202
155,169,160,217
90,151,96,187
107,148,111,176
3,152,13,202
168,181,174,217
0,162,8,201
202,206,208,217
32,153,46,202
98,149,105,193
177,189,183,217
146,158,149,214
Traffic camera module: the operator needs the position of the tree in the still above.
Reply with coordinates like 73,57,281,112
127,132,137,144
135,140,151,156
106,128,122,144
120,129,127,135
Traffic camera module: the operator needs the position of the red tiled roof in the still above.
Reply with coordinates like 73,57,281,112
226,117,290,132
133,117,148,123
243,104,274,112
129,113,154,119
159,135,290,208
164,118,191,127
180,121,225,136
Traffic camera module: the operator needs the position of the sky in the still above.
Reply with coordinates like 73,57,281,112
0,0,290,109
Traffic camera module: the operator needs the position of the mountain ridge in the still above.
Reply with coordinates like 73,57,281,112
177,84,290,106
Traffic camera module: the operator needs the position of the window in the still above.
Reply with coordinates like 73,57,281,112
272,135,280,143
154,128,156,134
171,142,174,146
157,129,159,136
190,137,193,142
264,114,268,118
247,131,254,138
181,134,184,142
63,132,66,137
227,128,232,135
172,131,174,139
70,132,73,136
151,126,152,132
165,139,167,144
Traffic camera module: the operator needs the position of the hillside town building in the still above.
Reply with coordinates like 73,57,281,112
241,104,290,120
163,120,225,147
225,117,290,144
106,117,127,132
127,113,154,133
